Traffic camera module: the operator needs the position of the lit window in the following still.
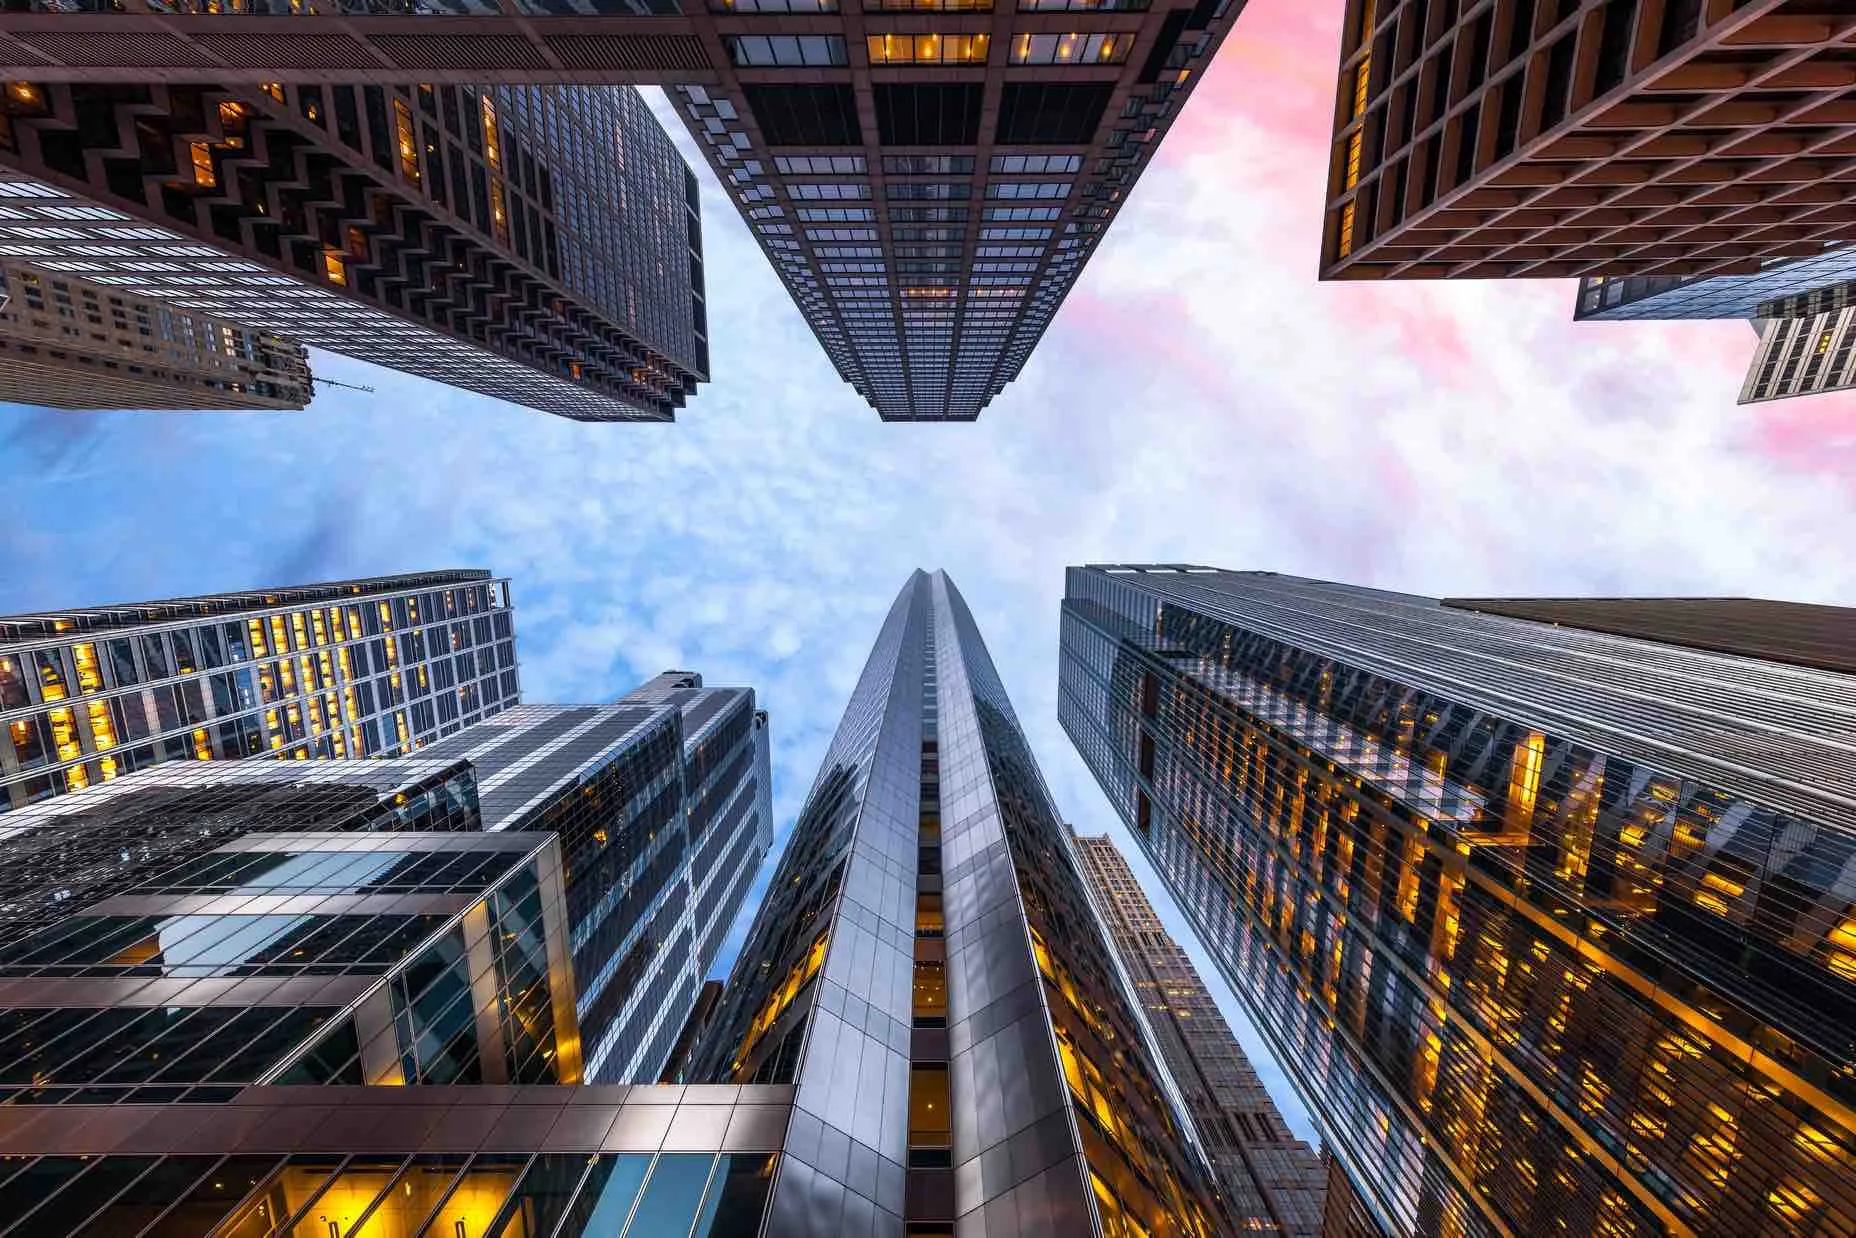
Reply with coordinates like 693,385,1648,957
1008,32,1129,64
866,32,990,65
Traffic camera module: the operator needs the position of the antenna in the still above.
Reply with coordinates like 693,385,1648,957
312,374,376,396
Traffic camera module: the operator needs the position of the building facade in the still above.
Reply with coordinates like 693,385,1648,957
0,263,311,411
1322,2,1856,282
687,569,1235,1236
407,675,775,1085
0,758,584,1106
0,0,1248,422
0,80,705,421
1074,831,1327,1237
1059,565,1856,1238
0,569,520,812
1740,306,1856,402
0,753,791,1238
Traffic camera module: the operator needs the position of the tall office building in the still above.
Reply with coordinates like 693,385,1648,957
1074,831,1326,1237
1059,566,1856,1237
0,1,1248,422
0,263,312,411
0,569,520,812
405,674,776,1084
686,569,1235,1236
0,754,794,1238
0,81,704,421
1322,3,1856,282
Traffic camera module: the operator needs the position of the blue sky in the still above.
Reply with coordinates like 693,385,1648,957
5,0,1856,1147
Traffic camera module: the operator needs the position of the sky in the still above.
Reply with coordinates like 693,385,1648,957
3,0,1855,1148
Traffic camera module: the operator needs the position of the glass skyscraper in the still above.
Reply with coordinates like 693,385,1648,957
0,569,519,813
1059,565,1856,1238
406,674,776,1084
0,264,312,411
686,569,1235,1236
0,753,789,1238
0,81,705,421
1073,830,1326,1237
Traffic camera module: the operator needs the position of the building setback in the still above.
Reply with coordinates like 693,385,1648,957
0,81,705,421
1322,2,1856,282
1073,830,1327,1238
1059,565,1856,1237
405,676,776,1085
0,263,312,411
0,569,520,812
685,569,1235,1235
0,0,1247,422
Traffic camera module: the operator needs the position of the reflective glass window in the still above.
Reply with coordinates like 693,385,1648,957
554,1154,650,1238
72,1156,221,1238
691,1155,778,1237
485,1155,589,1238
415,1155,529,1238
621,1155,715,1238
141,1155,282,1238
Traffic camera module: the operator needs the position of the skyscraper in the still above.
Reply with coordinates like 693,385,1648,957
1073,831,1326,1238
0,752,792,1238
404,674,776,1084
0,569,520,812
686,569,1235,1236
0,81,705,421
0,264,312,411
1322,3,1856,282
0,0,1250,421
1741,307,1856,402
1059,566,1856,1237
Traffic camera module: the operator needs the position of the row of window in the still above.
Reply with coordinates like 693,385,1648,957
726,31,1133,67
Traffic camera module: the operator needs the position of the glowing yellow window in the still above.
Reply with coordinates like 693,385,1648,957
908,1065,951,1151
490,179,509,244
1338,201,1357,258
481,93,500,168
322,248,347,286
394,97,421,185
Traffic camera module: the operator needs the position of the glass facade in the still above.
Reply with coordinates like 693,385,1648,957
689,569,1234,1236
1739,308,1856,405
0,569,519,813
0,685,786,1236
406,676,775,1085
1573,246,1856,323
0,759,583,1110
0,264,311,411
1059,565,1856,1238
0,79,704,421
673,0,1248,420
1074,831,1326,1237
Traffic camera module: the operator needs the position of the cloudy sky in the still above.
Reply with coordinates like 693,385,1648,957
3,0,1854,1145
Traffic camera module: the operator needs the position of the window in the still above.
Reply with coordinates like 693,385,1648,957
990,153,1081,174
866,32,990,64
726,34,849,66
1009,31,1131,63
908,1065,952,1161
